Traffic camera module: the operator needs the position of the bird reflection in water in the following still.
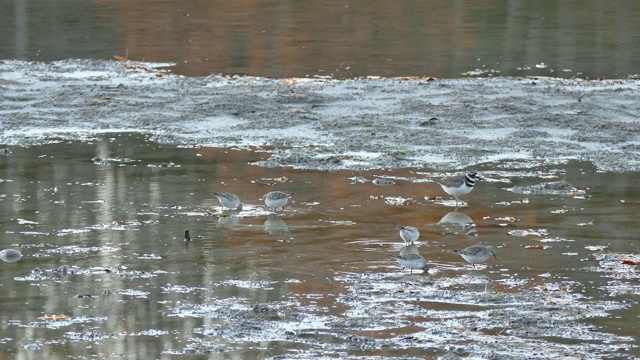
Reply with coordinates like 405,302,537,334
216,211,241,228
388,226,429,274
399,244,419,256
437,211,477,236
263,215,289,235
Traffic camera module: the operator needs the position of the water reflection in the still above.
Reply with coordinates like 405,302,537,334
263,215,289,236
457,274,495,293
1,134,640,358
399,244,419,256
215,210,242,228
437,211,477,236
3,1,640,78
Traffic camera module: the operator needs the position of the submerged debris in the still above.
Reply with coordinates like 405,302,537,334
590,252,640,297
155,270,638,358
504,180,582,196
372,178,395,186
507,228,550,237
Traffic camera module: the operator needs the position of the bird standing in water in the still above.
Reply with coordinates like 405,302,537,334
388,254,429,274
452,245,497,269
264,191,294,212
213,192,242,211
437,172,484,206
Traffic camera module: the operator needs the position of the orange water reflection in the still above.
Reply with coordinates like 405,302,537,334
1,134,639,358
5,0,640,78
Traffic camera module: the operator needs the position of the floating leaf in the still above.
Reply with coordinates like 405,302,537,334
39,314,69,321
495,216,517,222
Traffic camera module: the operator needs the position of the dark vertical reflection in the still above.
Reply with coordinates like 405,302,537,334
0,134,639,358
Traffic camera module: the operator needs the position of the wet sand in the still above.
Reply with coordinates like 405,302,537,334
1,59,639,172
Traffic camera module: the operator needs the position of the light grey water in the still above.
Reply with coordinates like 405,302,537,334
2,0,640,78
0,134,638,358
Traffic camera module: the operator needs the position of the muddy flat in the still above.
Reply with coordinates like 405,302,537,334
2,60,639,171
1,60,639,359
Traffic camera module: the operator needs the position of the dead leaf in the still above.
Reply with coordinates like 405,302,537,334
39,314,69,321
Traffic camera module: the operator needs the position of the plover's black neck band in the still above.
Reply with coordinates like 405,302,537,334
464,174,476,187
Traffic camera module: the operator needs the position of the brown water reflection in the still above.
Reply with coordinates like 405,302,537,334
3,0,640,78
0,134,639,358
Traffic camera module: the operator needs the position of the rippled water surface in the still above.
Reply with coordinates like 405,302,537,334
3,0,640,78
0,134,638,358
3,1,640,358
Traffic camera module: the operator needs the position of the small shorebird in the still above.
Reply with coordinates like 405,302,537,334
452,245,496,269
437,172,484,206
213,192,242,211
399,226,420,244
388,254,429,274
264,191,294,211
184,230,191,242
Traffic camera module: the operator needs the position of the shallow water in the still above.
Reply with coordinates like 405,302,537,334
3,0,640,78
0,133,638,358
